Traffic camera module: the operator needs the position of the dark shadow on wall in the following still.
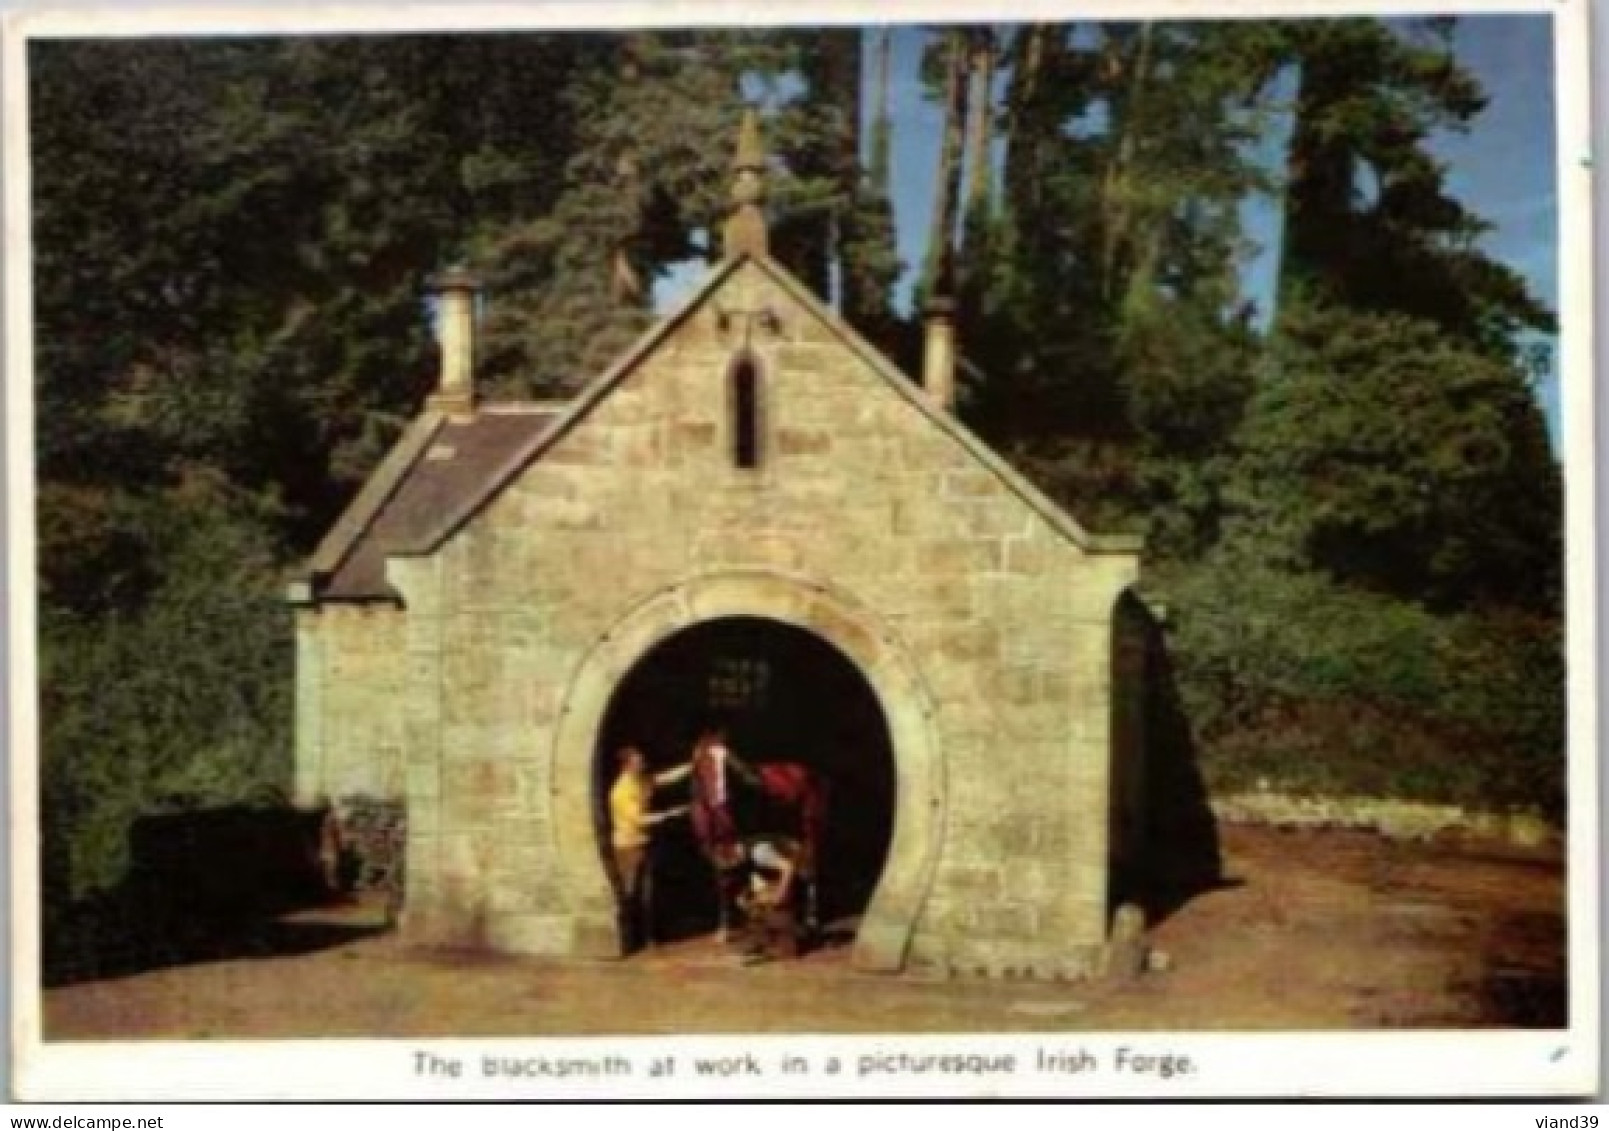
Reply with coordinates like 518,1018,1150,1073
1111,592,1227,926
43,803,381,987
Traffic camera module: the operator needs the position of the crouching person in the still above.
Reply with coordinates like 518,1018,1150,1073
737,835,806,964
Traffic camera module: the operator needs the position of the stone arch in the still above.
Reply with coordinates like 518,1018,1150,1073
549,569,944,972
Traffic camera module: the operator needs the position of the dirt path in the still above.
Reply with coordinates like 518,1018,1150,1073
42,825,1566,1039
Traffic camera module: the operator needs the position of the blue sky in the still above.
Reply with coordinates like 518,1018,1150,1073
663,17,1561,444
1434,15,1560,438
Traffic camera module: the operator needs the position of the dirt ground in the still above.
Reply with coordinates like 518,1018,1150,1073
42,824,1567,1039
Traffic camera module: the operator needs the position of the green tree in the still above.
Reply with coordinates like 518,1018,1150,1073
472,30,858,397
29,37,566,543
1241,17,1562,610
1226,298,1560,611
959,22,1269,552
840,28,903,354
31,35,585,906
918,28,970,303
1276,18,1551,362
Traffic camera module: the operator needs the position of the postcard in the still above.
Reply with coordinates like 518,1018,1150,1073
4,0,1597,1100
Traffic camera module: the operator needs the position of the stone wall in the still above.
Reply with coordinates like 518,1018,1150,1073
1210,791,1558,848
318,260,1140,974
294,604,407,806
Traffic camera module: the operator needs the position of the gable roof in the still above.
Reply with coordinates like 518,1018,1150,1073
414,253,1144,559
307,406,562,601
302,252,1142,605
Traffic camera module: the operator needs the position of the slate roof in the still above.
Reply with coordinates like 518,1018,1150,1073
310,406,561,602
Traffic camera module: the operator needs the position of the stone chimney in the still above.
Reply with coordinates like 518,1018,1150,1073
723,107,769,259
922,296,957,411
426,266,480,418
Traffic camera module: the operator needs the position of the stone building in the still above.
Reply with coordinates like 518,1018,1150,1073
288,112,1147,978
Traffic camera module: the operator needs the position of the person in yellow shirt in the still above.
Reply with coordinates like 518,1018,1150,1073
608,745,690,952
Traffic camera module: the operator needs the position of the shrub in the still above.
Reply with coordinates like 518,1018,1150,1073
38,473,294,906
1151,556,1565,818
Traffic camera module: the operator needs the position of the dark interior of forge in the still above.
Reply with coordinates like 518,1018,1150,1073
593,616,896,944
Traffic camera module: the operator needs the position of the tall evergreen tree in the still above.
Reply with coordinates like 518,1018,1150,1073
472,30,855,397
31,34,583,900
1276,18,1551,359
766,29,861,300
840,29,902,354
919,29,970,303
1233,17,1562,610
961,27,998,241
1227,301,1561,609
959,22,1269,549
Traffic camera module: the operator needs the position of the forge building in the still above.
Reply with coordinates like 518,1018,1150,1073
288,112,1149,978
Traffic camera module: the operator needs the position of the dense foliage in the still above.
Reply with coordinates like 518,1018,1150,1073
30,20,1564,918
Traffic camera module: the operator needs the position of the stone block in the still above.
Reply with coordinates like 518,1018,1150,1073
441,761,518,825
1111,902,1146,943
569,915,624,959
408,797,439,836
543,428,609,466
933,622,1001,665
1003,535,1053,576
799,596,883,665
918,537,996,577
853,924,911,973
882,574,973,618
742,532,805,570
485,870,561,915
961,502,1034,539
998,665,1053,706
406,763,440,801
512,766,551,813
939,468,997,499
606,387,649,423
776,427,832,456
439,832,491,886
671,420,717,450
487,914,576,957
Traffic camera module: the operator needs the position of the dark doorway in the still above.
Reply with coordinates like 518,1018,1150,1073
593,616,896,944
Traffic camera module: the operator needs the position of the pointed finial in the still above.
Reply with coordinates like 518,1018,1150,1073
723,107,769,258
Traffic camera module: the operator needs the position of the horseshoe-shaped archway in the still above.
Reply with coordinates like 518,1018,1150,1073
549,570,944,973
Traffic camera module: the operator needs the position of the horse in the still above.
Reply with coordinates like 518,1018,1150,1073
687,731,828,945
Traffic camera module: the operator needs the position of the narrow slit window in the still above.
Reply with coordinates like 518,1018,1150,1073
732,354,760,469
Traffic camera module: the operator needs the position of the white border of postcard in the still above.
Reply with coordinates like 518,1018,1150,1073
4,0,1599,1100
